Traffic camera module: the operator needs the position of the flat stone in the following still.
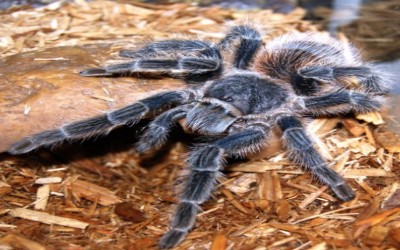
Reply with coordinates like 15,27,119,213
0,44,185,152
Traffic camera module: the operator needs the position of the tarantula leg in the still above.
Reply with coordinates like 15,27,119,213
277,116,355,201
159,124,269,249
298,66,389,94
9,91,193,154
80,57,221,77
300,90,383,115
119,40,216,58
291,73,320,95
218,25,262,69
135,104,193,153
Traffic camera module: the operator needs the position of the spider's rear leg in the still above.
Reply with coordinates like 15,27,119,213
80,40,223,83
277,116,355,201
8,91,193,154
135,104,193,153
300,89,383,115
298,66,389,94
118,40,216,59
159,122,269,249
80,56,221,79
218,25,262,69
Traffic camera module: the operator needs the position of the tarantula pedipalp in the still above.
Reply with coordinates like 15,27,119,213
9,24,389,248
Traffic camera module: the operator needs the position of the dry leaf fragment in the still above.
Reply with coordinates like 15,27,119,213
114,202,146,223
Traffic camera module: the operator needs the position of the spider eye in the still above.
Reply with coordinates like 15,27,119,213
222,96,233,102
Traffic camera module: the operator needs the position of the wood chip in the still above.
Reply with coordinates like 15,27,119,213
9,208,89,229
64,177,123,206
356,111,384,125
0,181,12,196
1,234,46,250
34,184,50,210
35,177,63,184
374,129,400,153
220,188,249,214
210,234,228,250
343,169,394,178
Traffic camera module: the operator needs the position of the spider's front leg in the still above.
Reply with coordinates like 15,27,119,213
277,116,354,201
8,90,194,154
135,104,193,153
159,122,270,249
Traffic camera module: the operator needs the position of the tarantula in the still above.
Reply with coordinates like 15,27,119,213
9,24,389,248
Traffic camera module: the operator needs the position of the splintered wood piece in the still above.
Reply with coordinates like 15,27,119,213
342,119,365,136
307,242,327,250
268,236,297,248
343,169,394,178
1,234,46,250
0,181,12,196
229,161,283,173
292,204,367,224
210,234,228,250
356,111,384,125
374,129,400,153
34,184,50,210
365,225,389,246
257,171,282,201
9,208,89,229
299,186,328,209
389,228,400,244
220,188,249,214
283,182,335,201
364,125,376,146
308,118,340,136
223,173,256,195
354,207,400,238
35,177,63,184
231,217,268,237
355,179,377,196
64,178,123,206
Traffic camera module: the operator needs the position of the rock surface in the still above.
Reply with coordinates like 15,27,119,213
0,44,185,152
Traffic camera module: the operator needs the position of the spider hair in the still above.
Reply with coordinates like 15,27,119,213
8,23,390,249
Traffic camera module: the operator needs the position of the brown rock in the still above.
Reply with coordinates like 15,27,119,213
0,45,185,152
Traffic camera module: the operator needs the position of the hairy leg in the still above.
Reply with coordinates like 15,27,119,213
9,91,194,154
119,40,217,58
218,25,262,69
80,40,222,82
298,89,383,115
298,66,389,94
276,116,354,201
159,123,269,248
135,104,193,153
80,57,221,77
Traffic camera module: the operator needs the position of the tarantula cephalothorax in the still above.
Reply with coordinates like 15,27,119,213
9,24,389,248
